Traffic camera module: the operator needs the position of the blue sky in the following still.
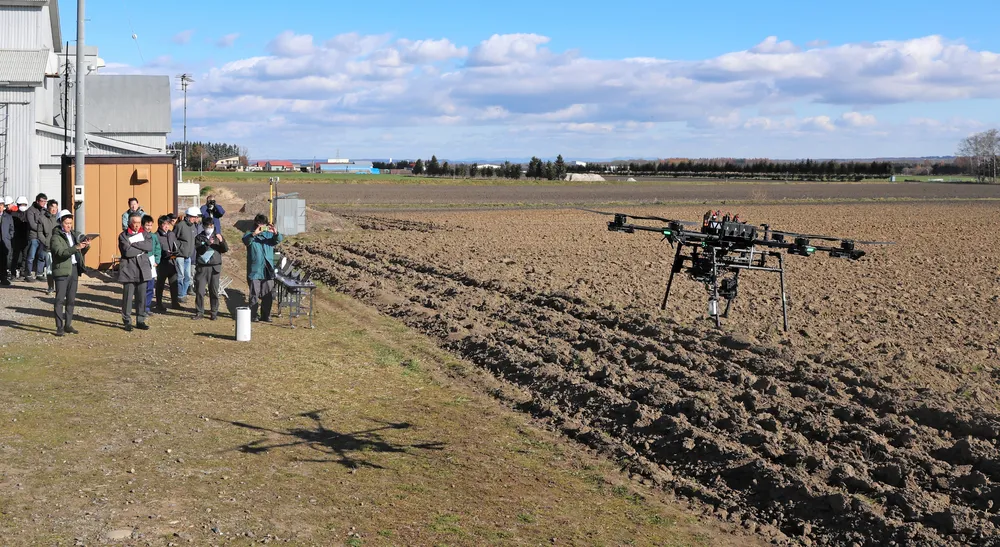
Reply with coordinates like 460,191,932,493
67,0,1000,160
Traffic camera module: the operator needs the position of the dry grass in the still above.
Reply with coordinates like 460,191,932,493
0,231,754,545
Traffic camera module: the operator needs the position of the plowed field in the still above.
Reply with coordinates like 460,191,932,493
275,199,1000,546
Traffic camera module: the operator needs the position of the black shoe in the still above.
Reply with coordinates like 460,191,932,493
136,323,150,331
0,280,10,286
250,316,259,323
54,330,65,337
210,313,218,321
65,326,79,334
261,317,273,323
172,304,184,310
191,313,203,320
154,305,168,313
124,323,133,332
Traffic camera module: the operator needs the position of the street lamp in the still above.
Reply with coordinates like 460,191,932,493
176,73,194,180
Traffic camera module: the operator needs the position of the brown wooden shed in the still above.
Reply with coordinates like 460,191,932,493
61,155,179,270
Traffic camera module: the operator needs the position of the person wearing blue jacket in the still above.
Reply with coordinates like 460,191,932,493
242,214,283,322
200,195,226,234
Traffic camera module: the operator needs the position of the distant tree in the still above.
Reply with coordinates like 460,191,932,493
504,161,522,180
527,156,543,179
555,154,566,179
428,155,441,176
413,159,425,175
958,129,999,183
543,161,556,180
468,163,478,178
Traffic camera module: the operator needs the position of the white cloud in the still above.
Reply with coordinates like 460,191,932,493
397,38,468,64
216,33,240,48
749,36,801,54
172,30,195,45
267,31,316,57
840,111,877,127
468,34,551,66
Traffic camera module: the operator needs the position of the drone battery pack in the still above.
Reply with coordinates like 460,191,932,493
721,221,757,241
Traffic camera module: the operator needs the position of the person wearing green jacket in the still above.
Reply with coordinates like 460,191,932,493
242,214,284,322
142,215,161,316
49,210,90,336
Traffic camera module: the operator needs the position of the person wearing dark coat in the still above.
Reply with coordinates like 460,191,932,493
118,212,154,331
154,215,179,312
200,195,226,234
24,193,48,281
0,203,14,286
192,216,228,320
10,197,29,279
243,214,284,322
39,200,59,294
49,210,90,336
172,207,200,303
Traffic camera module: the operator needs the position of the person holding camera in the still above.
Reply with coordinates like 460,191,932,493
193,216,229,321
242,214,284,322
49,210,89,336
200,195,226,234
118,213,154,332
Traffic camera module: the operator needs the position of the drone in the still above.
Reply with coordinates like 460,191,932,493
587,209,893,331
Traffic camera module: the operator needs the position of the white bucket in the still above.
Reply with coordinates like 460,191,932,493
235,307,252,342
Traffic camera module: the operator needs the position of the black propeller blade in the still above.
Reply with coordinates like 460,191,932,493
768,229,895,245
576,208,701,226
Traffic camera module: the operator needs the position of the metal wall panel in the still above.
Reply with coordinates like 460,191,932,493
0,7,41,49
0,88,37,199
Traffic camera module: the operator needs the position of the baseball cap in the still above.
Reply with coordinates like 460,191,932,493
15,196,28,205
57,209,73,220
185,206,202,217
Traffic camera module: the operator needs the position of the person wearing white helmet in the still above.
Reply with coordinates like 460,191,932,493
171,206,202,307
9,197,30,280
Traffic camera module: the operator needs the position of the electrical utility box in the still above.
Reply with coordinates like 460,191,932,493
275,198,306,236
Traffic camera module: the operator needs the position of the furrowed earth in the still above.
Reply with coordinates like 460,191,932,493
255,192,1000,546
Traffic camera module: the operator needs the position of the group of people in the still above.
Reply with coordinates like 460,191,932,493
1,194,64,292
2,192,285,337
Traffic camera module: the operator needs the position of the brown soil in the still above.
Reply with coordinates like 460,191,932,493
227,181,1000,210
282,201,1000,546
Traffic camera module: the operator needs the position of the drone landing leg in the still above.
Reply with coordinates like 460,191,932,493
711,249,722,329
778,253,789,332
660,244,684,311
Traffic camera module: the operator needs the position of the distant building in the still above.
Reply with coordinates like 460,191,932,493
478,163,503,169
216,156,241,169
315,160,379,174
255,160,293,172
574,161,587,167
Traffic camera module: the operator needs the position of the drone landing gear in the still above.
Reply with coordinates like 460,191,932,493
661,247,790,332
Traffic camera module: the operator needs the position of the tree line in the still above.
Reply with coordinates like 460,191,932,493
957,129,999,183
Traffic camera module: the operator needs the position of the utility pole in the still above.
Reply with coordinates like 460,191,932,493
74,0,87,232
176,73,194,181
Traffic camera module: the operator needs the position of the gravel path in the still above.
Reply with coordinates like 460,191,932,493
0,279,56,344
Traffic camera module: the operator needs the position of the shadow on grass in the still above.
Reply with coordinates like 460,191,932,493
8,306,122,329
213,410,445,469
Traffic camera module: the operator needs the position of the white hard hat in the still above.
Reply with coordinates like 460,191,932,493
57,209,73,220
2,196,12,206
15,196,28,205
185,206,202,217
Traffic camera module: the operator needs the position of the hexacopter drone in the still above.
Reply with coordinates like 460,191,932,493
588,209,893,331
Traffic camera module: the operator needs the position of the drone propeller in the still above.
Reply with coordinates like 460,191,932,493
768,229,895,245
576,208,701,227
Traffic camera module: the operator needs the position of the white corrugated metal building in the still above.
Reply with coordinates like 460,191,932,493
0,0,172,201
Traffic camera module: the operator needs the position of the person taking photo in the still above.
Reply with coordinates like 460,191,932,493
242,214,284,322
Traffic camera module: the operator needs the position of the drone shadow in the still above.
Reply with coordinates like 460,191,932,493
212,409,445,469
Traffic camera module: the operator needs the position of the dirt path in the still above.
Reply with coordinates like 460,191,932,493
222,181,1000,210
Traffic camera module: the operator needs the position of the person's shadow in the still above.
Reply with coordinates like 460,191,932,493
212,410,445,469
